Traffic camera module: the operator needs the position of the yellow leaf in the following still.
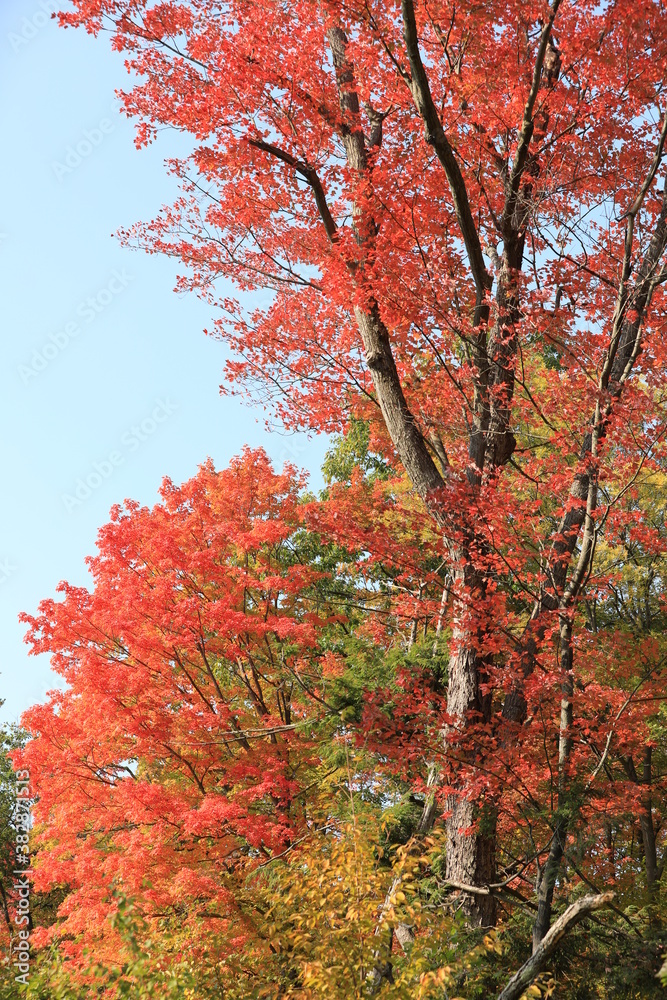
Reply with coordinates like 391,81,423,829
521,987,541,999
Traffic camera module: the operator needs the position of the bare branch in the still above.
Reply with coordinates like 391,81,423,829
400,0,492,317
497,894,615,1000
247,138,338,242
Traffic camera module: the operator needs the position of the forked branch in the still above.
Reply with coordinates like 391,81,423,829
497,893,615,1000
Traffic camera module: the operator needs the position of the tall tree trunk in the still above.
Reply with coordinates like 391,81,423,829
623,749,659,891
327,25,500,917
445,565,497,926
532,618,573,949
639,747,659,891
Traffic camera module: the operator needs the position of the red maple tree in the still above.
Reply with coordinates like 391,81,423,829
19,453,334,966
22,0,667,982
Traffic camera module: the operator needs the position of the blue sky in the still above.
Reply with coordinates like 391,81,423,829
0,0,328,724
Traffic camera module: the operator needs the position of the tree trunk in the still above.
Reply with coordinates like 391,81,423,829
532,618,574,950
639,747,659,890
623,748,659,891
445,565,497,926
326,25,500,919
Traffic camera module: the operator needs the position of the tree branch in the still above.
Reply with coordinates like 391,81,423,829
400,0,492,317
325,27,447,507
497,893,615,1000
502,1,563,236
247,138,338,242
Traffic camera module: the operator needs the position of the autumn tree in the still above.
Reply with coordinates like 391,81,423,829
18,453,330,975
16,449,495,998
30,0,667,983
17,440,665,997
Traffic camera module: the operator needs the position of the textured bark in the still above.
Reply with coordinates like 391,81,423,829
532,621,574,949
532,813,567,950
639,748,660,890
400,0,491,319
445,566,497,926
397,20,570,916
326,28,446,511
353,305,445,504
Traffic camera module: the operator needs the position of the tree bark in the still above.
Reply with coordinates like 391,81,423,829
445,564,497,925
532,617,574,949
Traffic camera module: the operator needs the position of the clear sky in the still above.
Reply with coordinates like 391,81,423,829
0,0,328,724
